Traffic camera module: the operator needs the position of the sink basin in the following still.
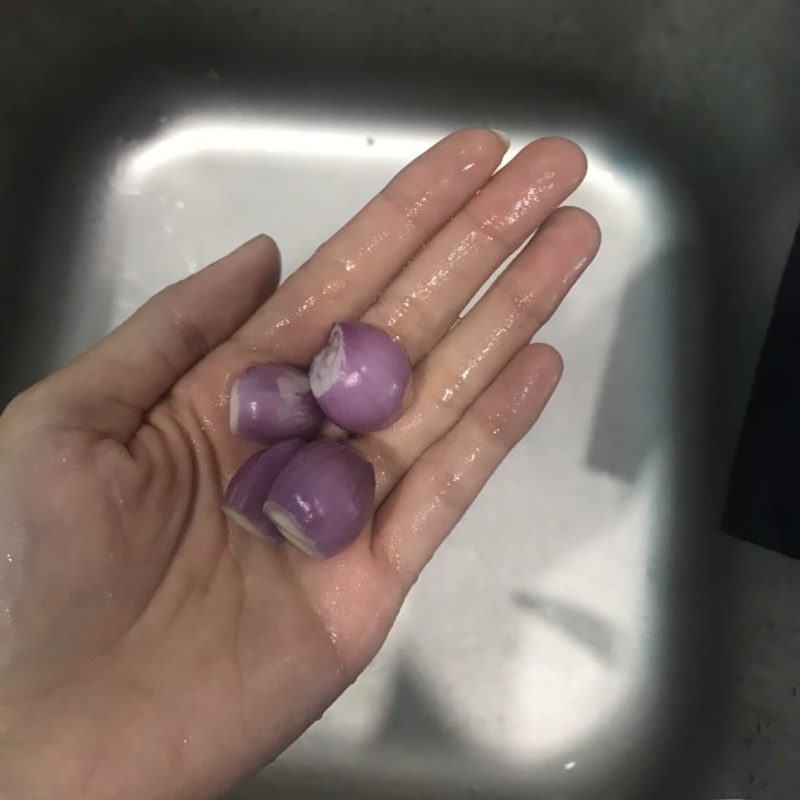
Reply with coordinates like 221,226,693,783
2,2,799,799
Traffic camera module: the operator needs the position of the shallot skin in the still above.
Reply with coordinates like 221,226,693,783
263,440,375,558
309,322,411,433
222,439,305,541
230,363,324,444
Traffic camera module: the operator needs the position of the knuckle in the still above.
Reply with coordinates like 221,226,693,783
380,182,432,237
461,203,516,251
497,281,546,328
159,297,211,365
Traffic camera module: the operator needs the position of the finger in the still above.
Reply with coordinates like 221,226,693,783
358,206,599,502
373,344,562,588
49,235,281,440
233,128,509,362
362,137,587,362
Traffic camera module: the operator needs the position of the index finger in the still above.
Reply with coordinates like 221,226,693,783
233,128,509,362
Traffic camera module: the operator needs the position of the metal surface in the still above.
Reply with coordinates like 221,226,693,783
1,2,799,799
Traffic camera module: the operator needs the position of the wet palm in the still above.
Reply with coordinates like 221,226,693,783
0,130,599,800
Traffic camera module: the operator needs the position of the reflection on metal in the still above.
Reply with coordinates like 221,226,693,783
125,121,438,179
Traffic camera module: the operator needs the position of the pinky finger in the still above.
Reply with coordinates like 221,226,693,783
373,343,563,590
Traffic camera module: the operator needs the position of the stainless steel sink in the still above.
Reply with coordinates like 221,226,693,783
2,2,799,799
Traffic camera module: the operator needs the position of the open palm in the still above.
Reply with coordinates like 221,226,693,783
0,130,599,800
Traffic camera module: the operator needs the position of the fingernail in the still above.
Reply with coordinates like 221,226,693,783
491,129,511,150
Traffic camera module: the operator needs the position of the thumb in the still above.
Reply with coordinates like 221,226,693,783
44,235,280,440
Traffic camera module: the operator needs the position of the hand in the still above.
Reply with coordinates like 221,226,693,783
0,130,599,800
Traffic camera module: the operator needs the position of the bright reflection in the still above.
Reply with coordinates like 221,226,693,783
125,120,439,180
580,152,636,203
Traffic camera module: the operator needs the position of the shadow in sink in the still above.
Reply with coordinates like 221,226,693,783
586,267,668,484
372,658,476,755
511,590,619,666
